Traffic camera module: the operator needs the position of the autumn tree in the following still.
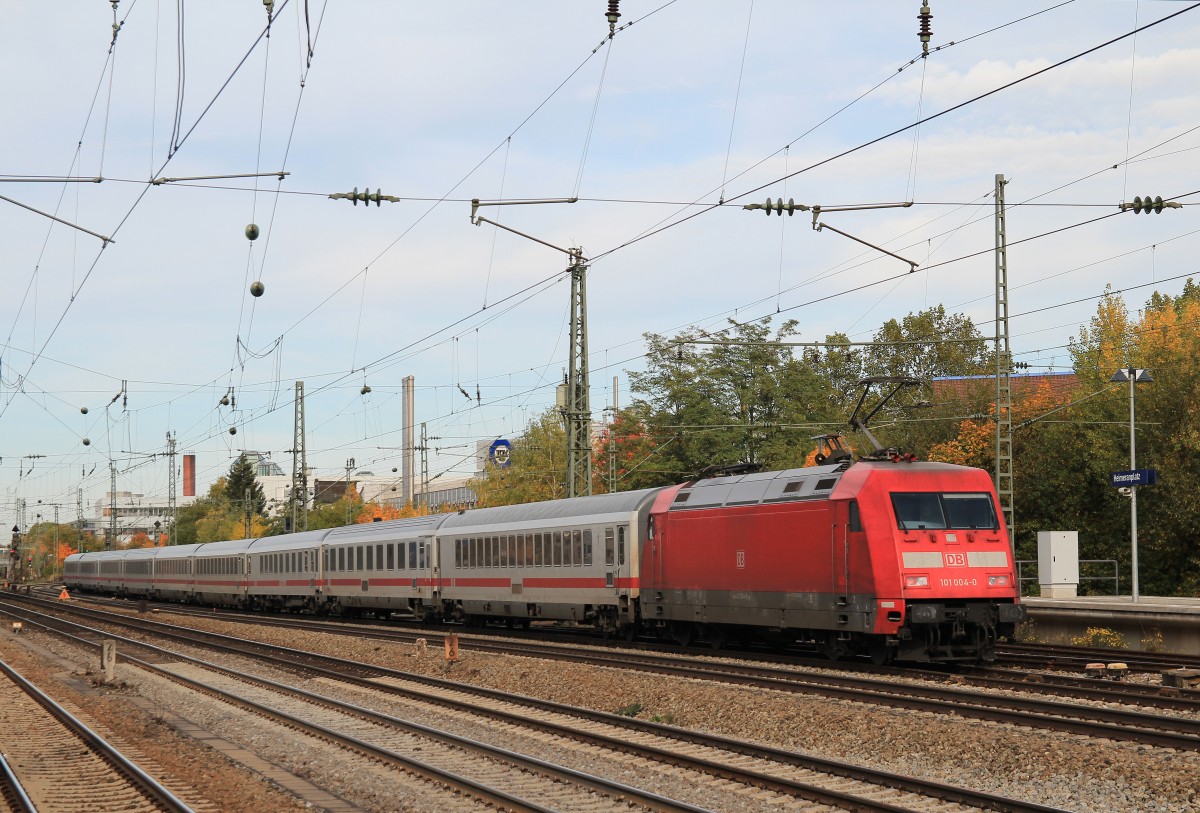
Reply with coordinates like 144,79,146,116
925,282,1200,595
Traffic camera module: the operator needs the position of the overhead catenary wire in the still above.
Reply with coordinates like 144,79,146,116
590,1,1200,264
11,3,1200,513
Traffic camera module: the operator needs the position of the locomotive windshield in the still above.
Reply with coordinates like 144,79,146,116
891,492,998,530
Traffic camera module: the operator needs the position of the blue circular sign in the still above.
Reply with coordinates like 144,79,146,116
489,439,512,469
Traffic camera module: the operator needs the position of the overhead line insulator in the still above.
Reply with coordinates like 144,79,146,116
606,0,621,36
1120,195,1183,214
742,197,808,216
918,3,933,56
329,187,401,207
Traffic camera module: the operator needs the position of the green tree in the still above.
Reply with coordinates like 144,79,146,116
469,410,568,507
864,305,992,382
227,454,266,515
174,458,271,544
623,318,835,481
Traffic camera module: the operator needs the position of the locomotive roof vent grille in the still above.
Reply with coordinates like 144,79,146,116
673,492,691,503
782,481,803,494
814,478,838,491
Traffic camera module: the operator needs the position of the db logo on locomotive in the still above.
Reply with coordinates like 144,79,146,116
943,552,967,567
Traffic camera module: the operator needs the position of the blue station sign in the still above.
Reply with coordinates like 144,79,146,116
1110,469,1157,487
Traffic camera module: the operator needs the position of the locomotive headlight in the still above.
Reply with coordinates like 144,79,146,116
904,574,929,588
987,575,1010,587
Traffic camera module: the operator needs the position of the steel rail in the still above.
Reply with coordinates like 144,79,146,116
0,749,37,813
3,597,1070,813
15,593,1200,750
0,657,194,813
0,606,719,813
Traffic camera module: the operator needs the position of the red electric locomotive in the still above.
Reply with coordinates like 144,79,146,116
641,452,1024,662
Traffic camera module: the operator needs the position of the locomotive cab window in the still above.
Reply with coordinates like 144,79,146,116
891,493,998,530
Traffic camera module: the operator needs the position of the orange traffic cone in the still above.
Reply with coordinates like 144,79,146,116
59,588,71,600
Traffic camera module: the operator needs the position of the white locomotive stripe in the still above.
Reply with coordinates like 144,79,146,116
966,551,1009,568
902,552,943,568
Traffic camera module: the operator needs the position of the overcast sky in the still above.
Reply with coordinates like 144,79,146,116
3,1,1198,521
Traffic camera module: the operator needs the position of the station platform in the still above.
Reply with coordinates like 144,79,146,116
1020,595,1200,657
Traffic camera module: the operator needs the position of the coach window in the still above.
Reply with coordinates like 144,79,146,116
354,546,362,571
583,530,593,566
605,528,615,566
618,526,626,566
366,546,374,570
492,536,500,568
499,537,509,567
376,545,384,570
419,543,426,570
572,530,583,566
508,535,518,567
407,541,416,570
388,544,395,570
552,531,563,566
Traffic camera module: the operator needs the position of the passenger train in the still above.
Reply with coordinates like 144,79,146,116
64,451,1026,663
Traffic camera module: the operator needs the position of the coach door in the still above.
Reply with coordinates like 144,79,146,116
420,535,437,598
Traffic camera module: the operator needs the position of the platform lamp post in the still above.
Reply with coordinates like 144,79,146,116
1110,367,1152,603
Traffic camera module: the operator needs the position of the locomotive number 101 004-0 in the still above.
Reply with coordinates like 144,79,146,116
940,577,978,587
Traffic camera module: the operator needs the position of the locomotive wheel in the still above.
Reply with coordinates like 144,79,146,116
822,633,850,661
621,622,639,642
706,626,727,651
670,621,695,647
866,637,893,665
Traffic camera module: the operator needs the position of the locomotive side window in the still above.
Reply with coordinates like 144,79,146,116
849,501,863,532
605,528,615,566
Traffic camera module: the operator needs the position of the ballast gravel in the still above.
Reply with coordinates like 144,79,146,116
14,609,1200,813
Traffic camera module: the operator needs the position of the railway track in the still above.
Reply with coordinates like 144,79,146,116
2,595,1070,813
24,590,1200,715
14,591,1200,752
0,655,195,813
997,641,1200,673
